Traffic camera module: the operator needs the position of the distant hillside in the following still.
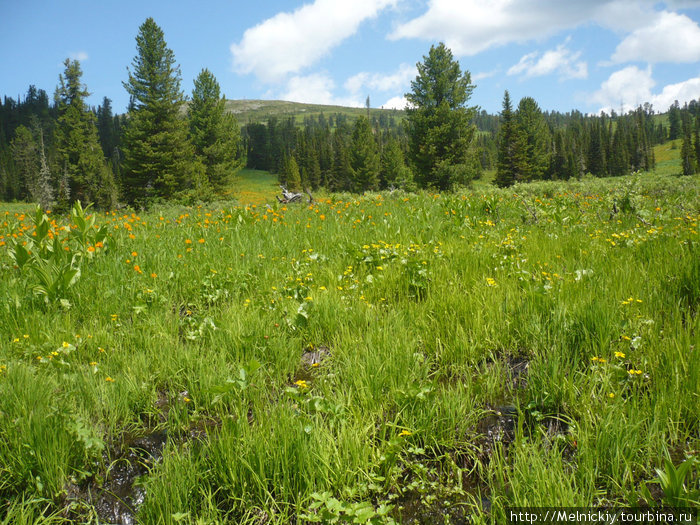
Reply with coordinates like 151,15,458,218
224,99,405,125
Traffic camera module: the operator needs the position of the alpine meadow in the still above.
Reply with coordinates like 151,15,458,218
1,13,699,525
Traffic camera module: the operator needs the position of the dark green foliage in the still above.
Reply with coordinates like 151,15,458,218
349,117,379,192
189,69,243,193
681,113,697,175
10,125,38,200
668,101,681,140
54,59,116,209
381,136,413,190
121,17,200,205
283,155,301,191
405,43,477,190
515,97,551,181
495,91,525,187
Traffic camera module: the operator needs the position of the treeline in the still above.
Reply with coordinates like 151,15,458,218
242,113,413,192
3,29,700,208
0,18,242,210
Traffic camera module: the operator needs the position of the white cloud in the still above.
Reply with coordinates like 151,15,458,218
69,51,89,61
231,0,397,83
382,95,410,109
508,42,587,79
344,63,416,95
388,0,683,56
611,11,700,63
281,73,364,107
591,65,700,113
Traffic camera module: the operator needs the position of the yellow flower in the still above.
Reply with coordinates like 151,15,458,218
615,351,626,358
486,277,497,287
607,393,615,399
105,376,115,382
62,341,70,348
399,430,412,437
294,379,309,389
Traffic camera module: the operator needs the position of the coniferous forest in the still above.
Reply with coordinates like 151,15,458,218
1,20,699,210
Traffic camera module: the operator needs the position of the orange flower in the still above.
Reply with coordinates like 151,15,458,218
133,264,142,273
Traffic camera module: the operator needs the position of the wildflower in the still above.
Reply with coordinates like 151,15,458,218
89,361,97,366
133,264,142,273
185,239,192,244
198,238,205,244
607,393,615,399
183,397,191,403
486,277,497,287
399,430,412,437
294,379,309,389
615,351,626,358
131,251,138,257
105,376,115,382
150,272,158,279
62,341,70,348
87,246,95,253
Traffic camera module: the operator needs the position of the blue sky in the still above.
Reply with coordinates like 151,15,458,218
3,0,700,115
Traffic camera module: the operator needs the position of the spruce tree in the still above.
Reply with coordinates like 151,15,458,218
349,116,380,192
681,114,697,175
515,97,551,181
54,59,116,209
10,125,39,200
189,69,243,193
405,42,477,190
495,91,525,187
122,18,199,204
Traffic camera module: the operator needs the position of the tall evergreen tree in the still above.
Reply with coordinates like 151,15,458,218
189,69,243,193
10,125,38,200
681,113,697,175
495,91,525,187
349,116,380,192
405,42,477,190
668,101,681,140
54,59,116,209
515,97,551,181
122,17,199,204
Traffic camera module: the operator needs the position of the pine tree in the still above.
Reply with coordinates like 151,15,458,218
681,113,697,175
283,155,301,191
668,101,681,141
10,125,39,200
54,59,116,209
330,127,352,192
495,91,525,187
380,136,412,189
349,116,380,192
515,97,551,181
405,42,477,190
122,17,199,204
189,69,243,193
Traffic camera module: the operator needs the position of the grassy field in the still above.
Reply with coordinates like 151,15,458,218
225,99,405,126
0,168,699,524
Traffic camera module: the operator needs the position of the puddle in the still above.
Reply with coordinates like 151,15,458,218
63,429,168,525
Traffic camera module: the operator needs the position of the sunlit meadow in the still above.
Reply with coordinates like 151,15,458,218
0,172,698,523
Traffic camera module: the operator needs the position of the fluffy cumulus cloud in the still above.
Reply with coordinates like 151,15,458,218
508,41,587,79
280,73,364,107
345,63,417,96
610,11,700,63
389,0,654,56
231,0,397,83
591,65,700,113
389,0,693,56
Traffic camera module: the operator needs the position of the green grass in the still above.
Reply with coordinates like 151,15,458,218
225,99,405,126
0,172,699,524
